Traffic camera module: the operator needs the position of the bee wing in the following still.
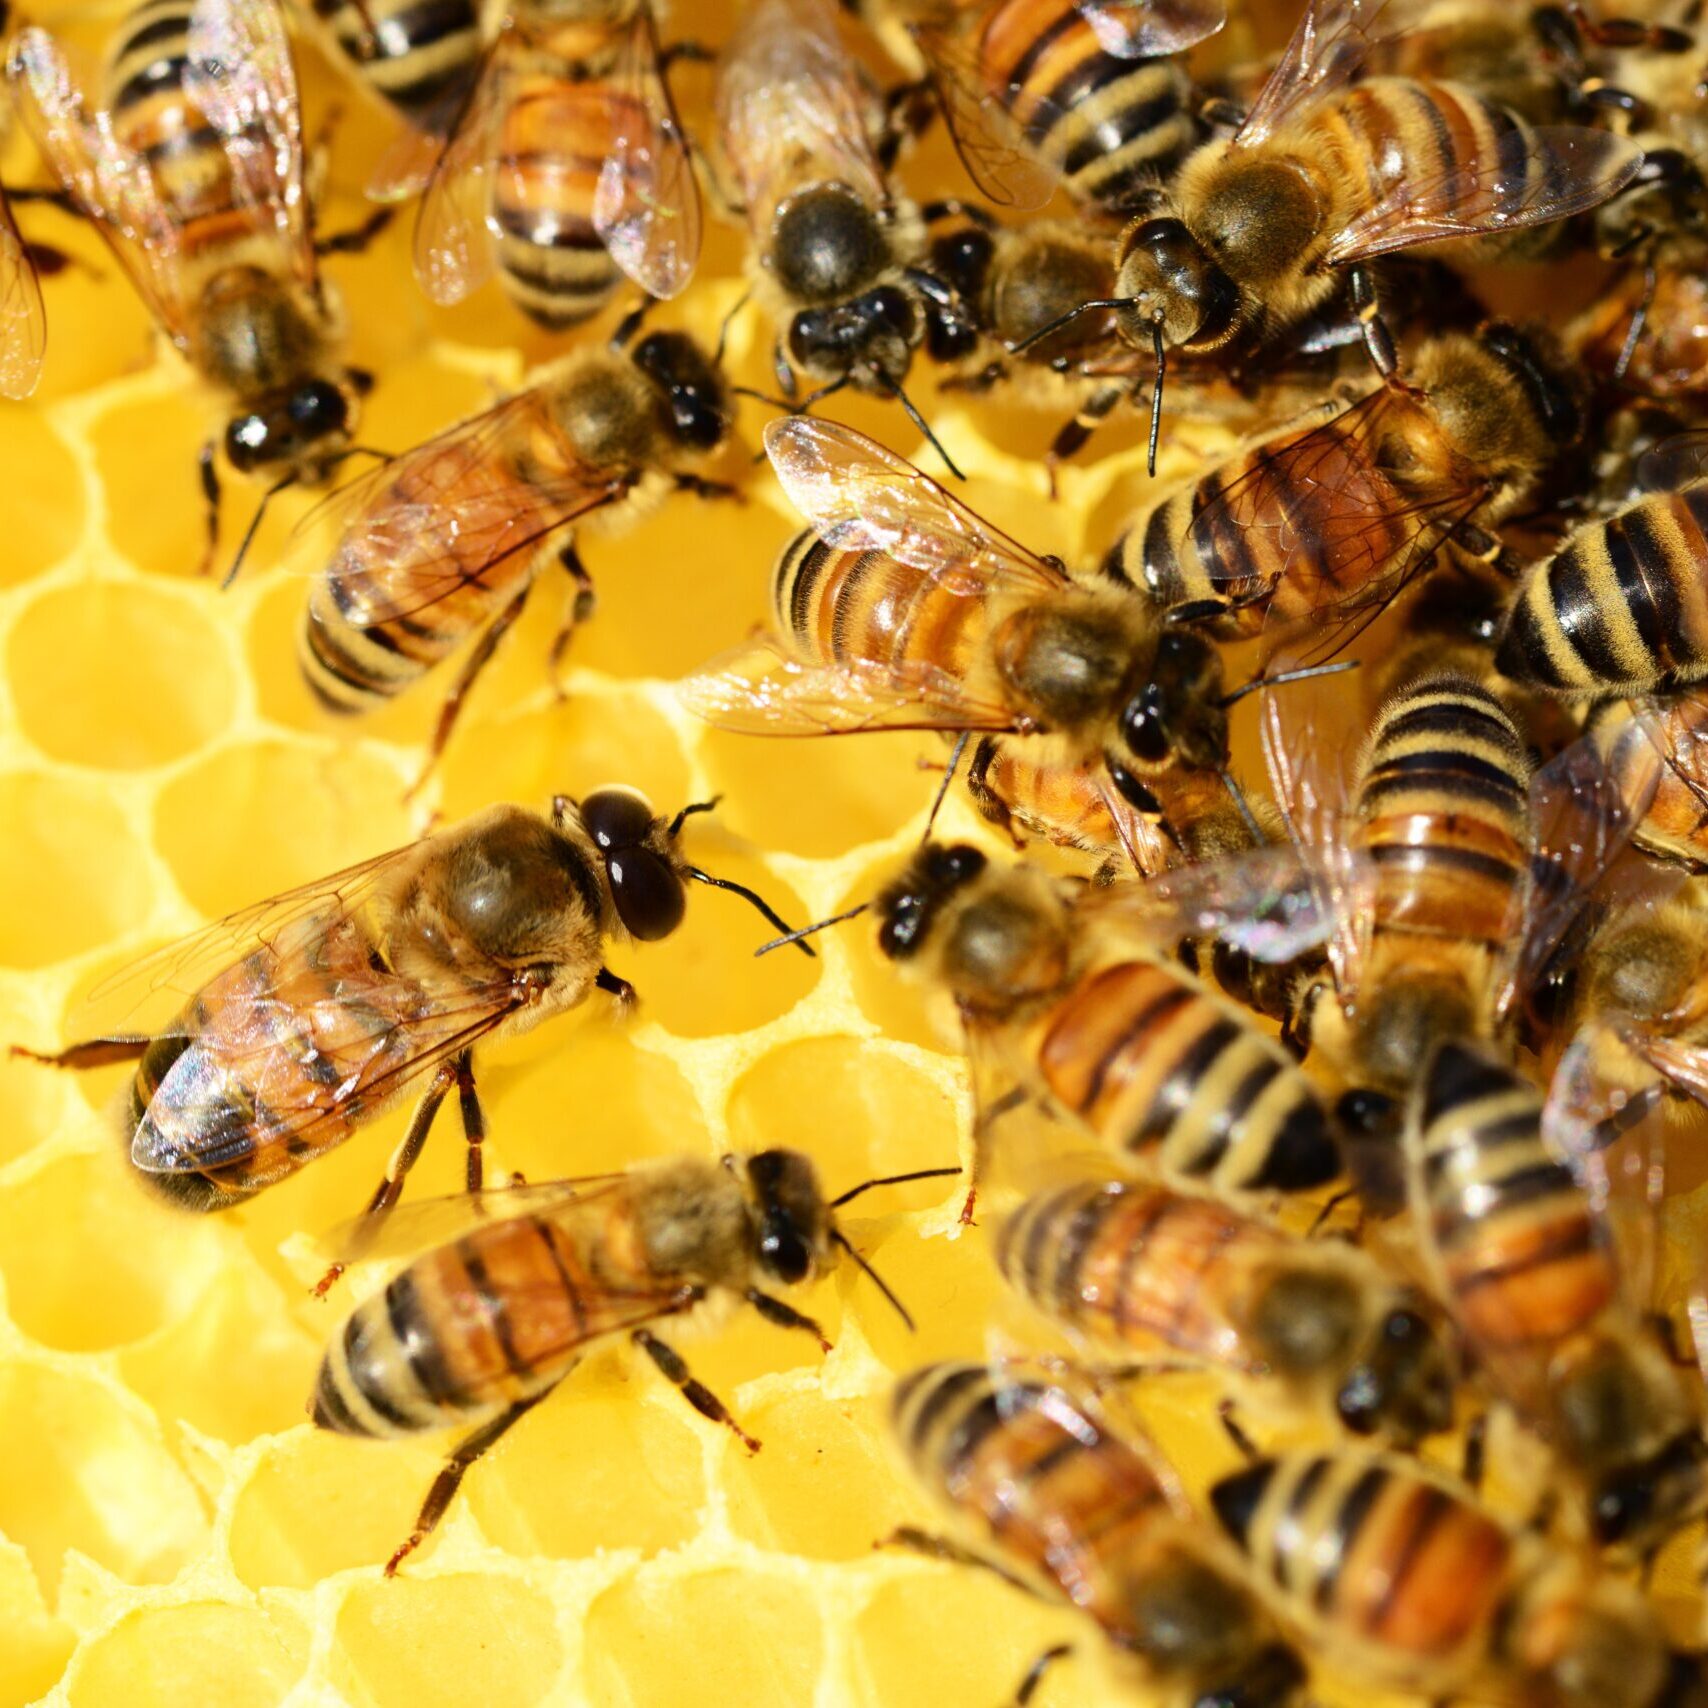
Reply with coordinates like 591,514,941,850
184,0,315,289
1234,0,1408,147
1500,723,1658,1021
315,1173,631,1263
1324,116,1645,268
8,27,194,347
1092,768,1177,878
1634,689,1708,817
592,4,701,300
764,417,1069,599
1077,0,1227,58
1634,432,1708,495
130,973,527,1175
906,14,1063,211
410,33,512,305
0,187,46,399
679,636,1021,736
717,0,886,219
287,387,629,624
366,75,479,204
75,841,422,1036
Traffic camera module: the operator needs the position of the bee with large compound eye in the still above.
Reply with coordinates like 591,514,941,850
714,0,957,465
1015,0,1643,463
281,312,732,792
681,415,1310,883
311,1150,951,1573
1212,1446,1708,1707
890,1360,1307,1708
766,841,1341,1221
9,789,809,1263
8,0,380,573
866,0,1225,215
1409,1041,1707,1553
377,0,700,329
996,1173,1454,1445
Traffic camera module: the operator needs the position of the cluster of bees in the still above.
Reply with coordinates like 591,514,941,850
14,0,1708,1698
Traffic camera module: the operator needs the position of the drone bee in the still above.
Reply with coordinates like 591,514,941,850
9,0,373,570
892,1360,1306,1707
1024,0,1643,455
394,0,700,328
314,1149,944,1572
1212,1446,1705,1706
10,790,807,1247
997,1173,1454,1443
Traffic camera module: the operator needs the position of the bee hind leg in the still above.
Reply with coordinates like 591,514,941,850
10,1034,151,1069
1045,381,1129,495
632,1328,760,1453
453,1050,485,1194
386,1387,556,1577
196,443,221,579
546,542,595,699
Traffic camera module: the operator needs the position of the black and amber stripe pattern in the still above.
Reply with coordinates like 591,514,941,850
1210,1450,1513,1685
972,0,1200,213
1408,1041,1617,1354
312,1196,658,1437
1590,693,1708,868
1497,484,1708,696
1027,957,1341,1195
1355,673,1531,959
309,0,481,119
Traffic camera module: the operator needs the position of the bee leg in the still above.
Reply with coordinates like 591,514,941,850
774,340,798,401
966,1087,1029,1225
1045,381,1128,492
1346,265,1401,385
596,966,637,1006
10,1034,151,1069
877,79,936,171
405,580,536,802
882,1528,1042,1598
745,1288,831,1353
453,1050,485,1194
315,206,394,258
920,198,998,232
386,1388,554,1577
196,443,222,579
632,1328,760,1453
1217,1397,1259,1462
1016,1645,1074,1706
967,738,1027,852
1304,1188,1357,1239
672,472,743,504
546,543,595,698
1462,1412,1487,1491
314,1059,459,1297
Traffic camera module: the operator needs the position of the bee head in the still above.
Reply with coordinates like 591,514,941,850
787,284,920,389
743,1148,830,1285
874,841,988,962
1116,628,1227,773
630,331,731,452
1335,1305,1455,1444
1115,210,1240,353
579,785,689,942
225,376,354,476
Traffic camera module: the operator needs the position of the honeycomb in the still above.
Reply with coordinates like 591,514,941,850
3,5,1705,1706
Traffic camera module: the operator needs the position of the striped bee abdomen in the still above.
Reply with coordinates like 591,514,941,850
1410,1042,1617,1351
1355,674,1531,953
309,0,482,118
1211,1451,1513,1672
1032,958,1341,1194
974,0,1200,212
313,1207,624,1438
1496,485,1708,696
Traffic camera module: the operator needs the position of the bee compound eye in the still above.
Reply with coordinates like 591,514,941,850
608,846,687,942
581,786,656,852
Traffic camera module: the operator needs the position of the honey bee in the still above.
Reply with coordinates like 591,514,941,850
1407,1040,1706,1551
11,789,808,1241
1586,690,1708,871
1497,432,1708,699
782,840,1342,1219
313,1150,946,1572
1026,0,1644,451
997,1173,1454,1443
871,0,1226,214
891,1359,1306,1707
293,317,731,785
8,0,374,570
715,0,951,449
682,415,1310,880
1211,1446,1704,1706
393,0,701,329
299,0,482,132
0,178,45,398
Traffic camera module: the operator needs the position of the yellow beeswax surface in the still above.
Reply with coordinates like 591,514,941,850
1,5,1703,1704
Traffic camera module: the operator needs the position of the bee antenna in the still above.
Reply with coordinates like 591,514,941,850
754,900,870,957
1218,659,1358,708
668,795,722,837
829,1165,962,1209
922,730,972,843
1147,317,1166,478
714,288,751,366
874,367,965,481
1006,296,1137,358
1220,768,1264,843
731,383,804,412
687,866,817,957
829,1228,919,1332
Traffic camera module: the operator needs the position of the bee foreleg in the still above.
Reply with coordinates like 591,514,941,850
1347,265,1400,383
1046,382,1129,489
744,1288,831,1353
632,1328,760,1453
881,1527,1042,1599
1218,1397,1260,1462
453,1050,484,1194
673,472,743,504
385,1387,555,1577
596,966,637,1006
1016,1644,1074,1706
546,543,594,699
196,443,222,580
406,580,536,802
10,1033,151,1069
